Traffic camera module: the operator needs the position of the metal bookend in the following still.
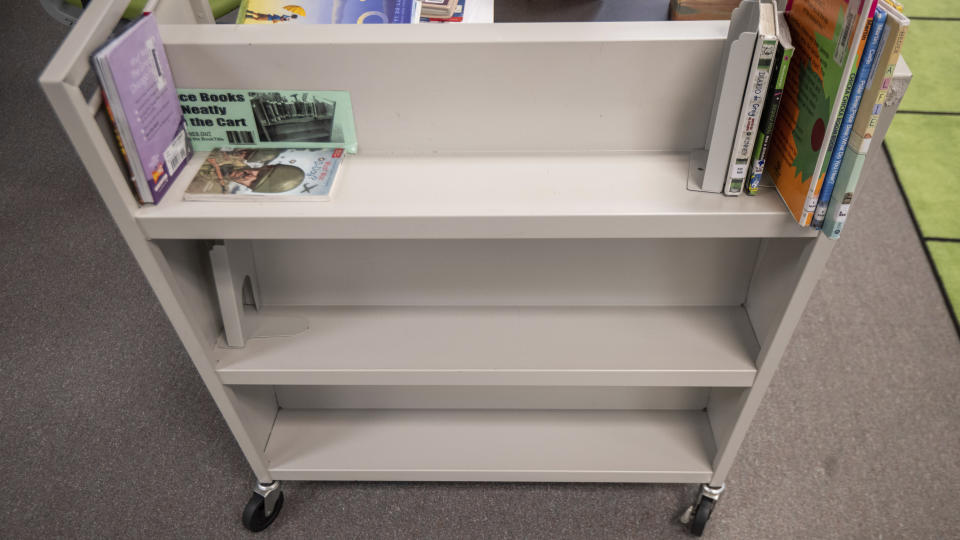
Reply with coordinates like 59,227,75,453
689,0,761,193
209,240,307,348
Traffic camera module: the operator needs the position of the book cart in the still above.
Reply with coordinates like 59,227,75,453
41,0,911,534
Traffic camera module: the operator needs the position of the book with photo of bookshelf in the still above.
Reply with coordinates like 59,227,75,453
250,92,336,144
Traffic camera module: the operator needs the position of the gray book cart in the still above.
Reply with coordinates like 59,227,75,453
40,0,911,534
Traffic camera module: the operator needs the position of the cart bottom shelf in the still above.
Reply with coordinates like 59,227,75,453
265,409,716,483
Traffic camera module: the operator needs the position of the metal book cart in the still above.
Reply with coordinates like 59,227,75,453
41,0,911,534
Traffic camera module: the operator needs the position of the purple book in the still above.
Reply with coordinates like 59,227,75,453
92,13,190,204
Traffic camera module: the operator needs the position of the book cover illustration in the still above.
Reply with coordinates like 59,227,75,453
92,13,192,204
184,148,344,201
747,28,794,194
765,0,870,225
238,0,418,24
421,0,458,18
823,1,909,238
178,89,358,153
812,7,886,229
421,0,463,22
848,1,909,152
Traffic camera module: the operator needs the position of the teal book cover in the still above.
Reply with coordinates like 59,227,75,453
177,89,358,153
821,144,866,239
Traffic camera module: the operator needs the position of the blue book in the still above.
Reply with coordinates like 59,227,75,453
812,8,887,230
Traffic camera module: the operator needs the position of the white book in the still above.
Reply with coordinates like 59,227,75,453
723,2,777,196
183,148,344,202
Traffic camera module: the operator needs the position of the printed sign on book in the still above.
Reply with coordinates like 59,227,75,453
177,89,358,153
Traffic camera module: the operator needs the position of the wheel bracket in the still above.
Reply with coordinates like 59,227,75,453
254,480,282,518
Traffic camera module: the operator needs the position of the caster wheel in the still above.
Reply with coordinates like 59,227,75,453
689,497,714,537
242,490,284,532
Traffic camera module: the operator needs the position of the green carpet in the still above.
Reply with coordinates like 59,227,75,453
884,10,960,330
885,115,960,238
902,0,960,18
928,241,960,319
897,20,960,113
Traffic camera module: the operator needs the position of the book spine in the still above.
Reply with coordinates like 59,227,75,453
847,25,890,152
854,11,908,152
724,36,779,196
101,90,144,205
747,45,794,195
822,149,865,238
823,7,906,238
812,8,886,229
235,0,251,23
806,17,870,221
795,0,874,226
824,17,873,161
824,62,858,170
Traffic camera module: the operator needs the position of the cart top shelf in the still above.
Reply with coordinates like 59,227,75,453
135,150,814,239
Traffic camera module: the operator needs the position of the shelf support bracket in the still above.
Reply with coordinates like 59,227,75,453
209,240,307,348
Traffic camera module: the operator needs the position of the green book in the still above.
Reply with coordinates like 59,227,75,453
177,89,358,153
746,10,794,195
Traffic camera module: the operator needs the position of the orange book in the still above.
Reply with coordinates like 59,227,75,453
764,0,875,226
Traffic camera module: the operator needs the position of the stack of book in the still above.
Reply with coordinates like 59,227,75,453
92,13,192,204
722,0,909,239
95,13,350,205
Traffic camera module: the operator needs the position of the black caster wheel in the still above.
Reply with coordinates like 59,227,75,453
242,490,284,532
689,497,714,537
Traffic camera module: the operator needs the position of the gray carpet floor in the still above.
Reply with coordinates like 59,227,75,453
2,1,959,538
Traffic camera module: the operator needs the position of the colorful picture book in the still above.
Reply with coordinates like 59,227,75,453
92,13,191,204
237,0,420,24
420,0,459,18
812,6,886,228
847,0,908,153
184,148,345,201
421,0,464,22
823,0,909,238
177,89,358,153
764,0,875,225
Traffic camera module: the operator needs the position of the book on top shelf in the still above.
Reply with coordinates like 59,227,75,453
184,148,344,201
823,0,909,238
723,2,777,196
92,13,192,204
420,0,459,18
746,10,794,195
848,0,907,153
812,5,886,229
821,1,879,171
421,0,463,22
764,0,875,226
237,0,420,24
177,89,358,154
